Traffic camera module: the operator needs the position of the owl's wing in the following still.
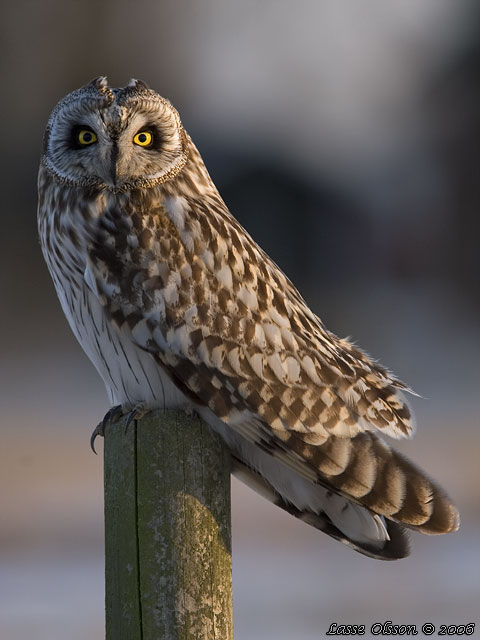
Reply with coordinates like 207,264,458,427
86,195,458,536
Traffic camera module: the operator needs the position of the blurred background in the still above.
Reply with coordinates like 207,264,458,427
1,0,479,637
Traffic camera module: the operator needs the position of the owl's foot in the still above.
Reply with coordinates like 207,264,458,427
90,403,153,454
90,404,124,454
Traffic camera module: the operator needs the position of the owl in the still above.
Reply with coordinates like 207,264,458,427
38,77,459,560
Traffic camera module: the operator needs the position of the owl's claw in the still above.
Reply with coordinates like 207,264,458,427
90,402,150,455
104,404,124,427
90,404,123,454
90,424,102,455
90,404,152,453
124,403,151,433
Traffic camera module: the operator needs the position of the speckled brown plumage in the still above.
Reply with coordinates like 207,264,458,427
38,77,459,559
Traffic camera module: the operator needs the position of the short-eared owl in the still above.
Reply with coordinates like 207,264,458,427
38,77,459,559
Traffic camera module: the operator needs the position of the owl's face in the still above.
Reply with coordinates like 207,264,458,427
42,77,188,191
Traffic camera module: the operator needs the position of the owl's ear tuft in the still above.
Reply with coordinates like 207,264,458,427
86,76,115,102
127,78,151,92
87,76,109,91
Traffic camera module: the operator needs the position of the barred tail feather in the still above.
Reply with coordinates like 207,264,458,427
313,433,460,535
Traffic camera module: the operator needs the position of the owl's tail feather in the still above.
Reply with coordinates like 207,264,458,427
306,432,460,536
232,457,410,560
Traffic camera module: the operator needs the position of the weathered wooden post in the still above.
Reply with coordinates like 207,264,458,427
103,409,233,639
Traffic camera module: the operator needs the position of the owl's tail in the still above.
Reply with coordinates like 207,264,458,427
232,428,459,560
232,456,410,560
307,431,460,537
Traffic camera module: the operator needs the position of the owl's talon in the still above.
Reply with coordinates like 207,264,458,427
90,423,103,455
103,404,124,428
90,405,124,454
124,403,151,434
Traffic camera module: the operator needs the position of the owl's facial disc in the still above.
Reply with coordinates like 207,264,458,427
43,78,188,191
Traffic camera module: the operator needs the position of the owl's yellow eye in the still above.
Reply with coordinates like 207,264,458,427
77,129,97,145
133,130,153,147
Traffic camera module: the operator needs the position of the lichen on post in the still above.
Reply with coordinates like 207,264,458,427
103,409,233,639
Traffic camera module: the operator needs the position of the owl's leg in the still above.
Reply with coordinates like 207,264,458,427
90,403,153,454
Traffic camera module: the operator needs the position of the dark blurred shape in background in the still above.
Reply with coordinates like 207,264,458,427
1,2,479,638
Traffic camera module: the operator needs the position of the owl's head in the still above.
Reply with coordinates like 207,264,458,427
42,77,188,191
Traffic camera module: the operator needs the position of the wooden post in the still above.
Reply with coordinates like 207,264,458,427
103,409,233,639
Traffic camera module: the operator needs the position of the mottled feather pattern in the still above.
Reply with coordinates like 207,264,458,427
38,78,459,559
79,165,414,443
